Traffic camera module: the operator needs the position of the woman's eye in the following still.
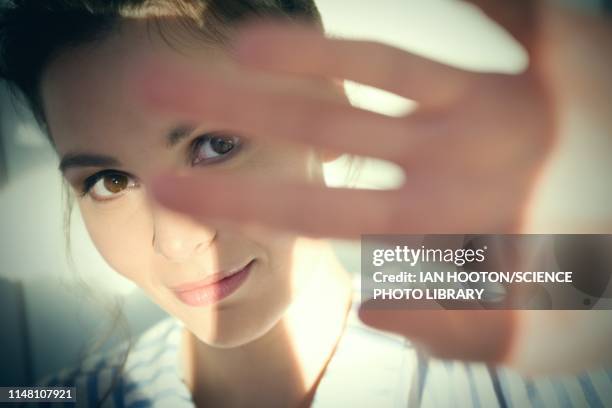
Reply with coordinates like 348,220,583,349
192,134,241,165
84,172,137,201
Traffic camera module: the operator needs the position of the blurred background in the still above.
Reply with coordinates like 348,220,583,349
0,0,606,386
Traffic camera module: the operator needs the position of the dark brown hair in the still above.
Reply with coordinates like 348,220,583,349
0,0,323,130
0,1,323,406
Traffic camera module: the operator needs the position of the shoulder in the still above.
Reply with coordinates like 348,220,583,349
487,365,612,408
414,349,612,407
324,278,612,407
38,317,193,407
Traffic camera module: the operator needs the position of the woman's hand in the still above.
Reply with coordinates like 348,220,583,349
143,0,612,236
137,0,612,371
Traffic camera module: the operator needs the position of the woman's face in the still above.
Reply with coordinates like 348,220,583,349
41,20,332,347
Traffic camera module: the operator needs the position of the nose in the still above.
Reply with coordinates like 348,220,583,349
151,204,216,262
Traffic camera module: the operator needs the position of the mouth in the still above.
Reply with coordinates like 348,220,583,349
171,259,255,307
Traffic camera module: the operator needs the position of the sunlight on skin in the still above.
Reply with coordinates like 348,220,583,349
283,239,353,387
137,2,612,375
38,15,358,405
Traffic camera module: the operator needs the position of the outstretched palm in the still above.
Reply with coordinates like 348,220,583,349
138,1,612,369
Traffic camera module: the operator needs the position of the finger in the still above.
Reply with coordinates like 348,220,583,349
358,298,517,362
462,0,539,54
137,61,445,164
147,171,521,239
231,23,474,108
149,172,401,238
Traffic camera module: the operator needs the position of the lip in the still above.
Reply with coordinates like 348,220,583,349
171,260,255,307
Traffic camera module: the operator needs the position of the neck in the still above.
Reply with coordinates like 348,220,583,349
183,241,353,407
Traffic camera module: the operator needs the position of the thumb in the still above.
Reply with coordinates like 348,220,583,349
358,298,517,362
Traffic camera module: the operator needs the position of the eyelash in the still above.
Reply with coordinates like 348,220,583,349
78,133,242,199
188,133,242,166
79,168,136,198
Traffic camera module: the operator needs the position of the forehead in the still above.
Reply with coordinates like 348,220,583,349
41,19,219,160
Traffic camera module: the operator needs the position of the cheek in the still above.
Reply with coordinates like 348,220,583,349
78,196,154,285
243,227,311,297
263,234,298,283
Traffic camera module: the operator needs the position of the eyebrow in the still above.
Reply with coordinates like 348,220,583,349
166,125,196,148
59,125,197,174
59,153,120,173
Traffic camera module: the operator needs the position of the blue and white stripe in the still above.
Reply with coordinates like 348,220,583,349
38,304,612,408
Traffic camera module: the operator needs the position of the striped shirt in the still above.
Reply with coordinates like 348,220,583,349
40,301,612,407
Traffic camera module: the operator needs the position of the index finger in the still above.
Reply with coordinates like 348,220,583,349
358,298,517,362
231,23,475,108
133,57,446,165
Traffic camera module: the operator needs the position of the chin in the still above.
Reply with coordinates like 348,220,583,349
187,307,286,349
189,321,275,349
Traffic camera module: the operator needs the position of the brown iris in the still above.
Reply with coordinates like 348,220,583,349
104,174,129,193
